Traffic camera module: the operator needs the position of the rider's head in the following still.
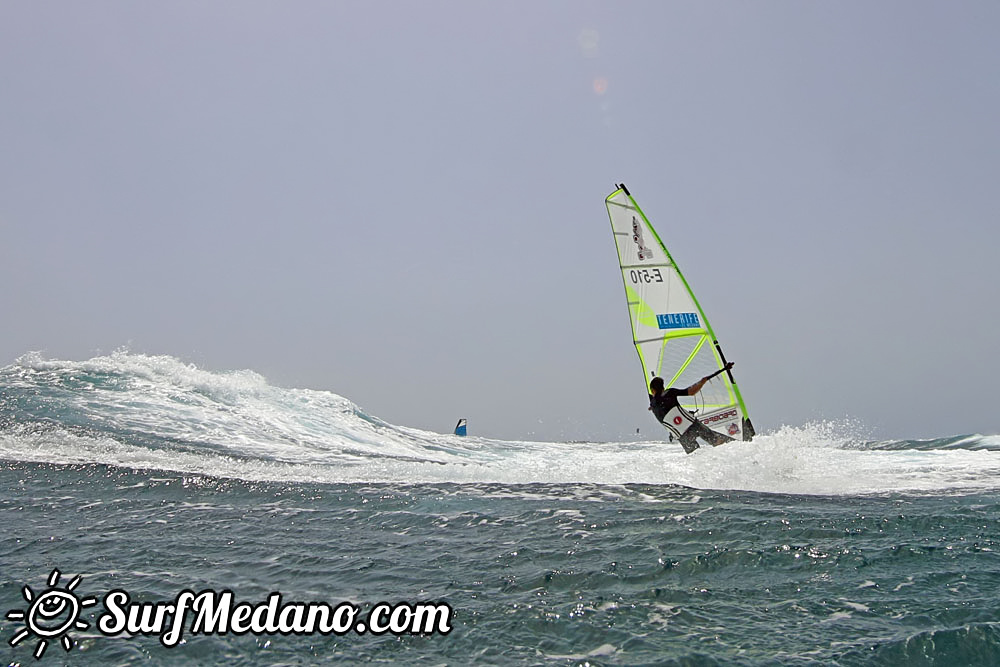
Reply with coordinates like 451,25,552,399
649,377,664,395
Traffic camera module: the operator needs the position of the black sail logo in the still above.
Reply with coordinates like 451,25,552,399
631,216,652,261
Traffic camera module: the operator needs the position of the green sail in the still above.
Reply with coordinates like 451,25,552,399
605,183,754,442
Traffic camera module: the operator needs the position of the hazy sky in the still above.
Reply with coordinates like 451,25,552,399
2,1,998,442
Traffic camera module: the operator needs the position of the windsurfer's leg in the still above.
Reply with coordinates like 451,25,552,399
679,433,700,454
692,422,733,447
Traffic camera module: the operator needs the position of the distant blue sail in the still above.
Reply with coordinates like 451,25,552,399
454,419,467,437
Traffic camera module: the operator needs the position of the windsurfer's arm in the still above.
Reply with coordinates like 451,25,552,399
685,362,734,395
685,378,709,396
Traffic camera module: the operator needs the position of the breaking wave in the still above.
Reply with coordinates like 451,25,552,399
2,352,998,495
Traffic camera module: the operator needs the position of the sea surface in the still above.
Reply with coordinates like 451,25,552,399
2,352,999,666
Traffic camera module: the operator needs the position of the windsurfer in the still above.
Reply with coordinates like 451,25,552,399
649,362,735,453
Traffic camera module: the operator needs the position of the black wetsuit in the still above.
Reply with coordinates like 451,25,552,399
650,388,733,453
649,388,686,423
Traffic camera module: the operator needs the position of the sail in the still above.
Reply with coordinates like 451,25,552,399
454,419,467,437
605,183,754,442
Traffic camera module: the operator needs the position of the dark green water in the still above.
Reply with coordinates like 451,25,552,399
3,465,1000,665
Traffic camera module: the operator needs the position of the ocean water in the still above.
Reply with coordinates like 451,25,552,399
2,352,999,666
